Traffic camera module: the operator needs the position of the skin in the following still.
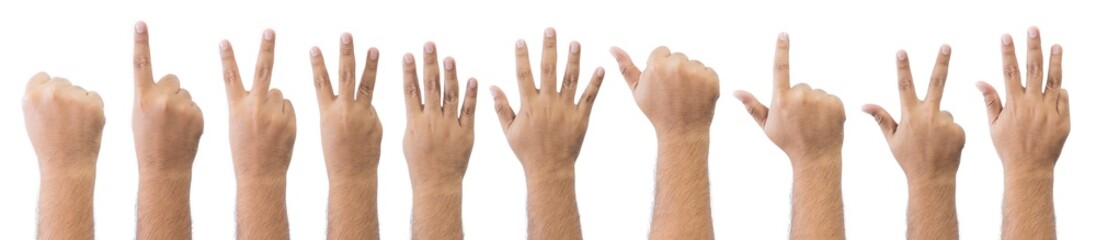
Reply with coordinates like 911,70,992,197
132,22,205,240
220,29,296,240
733,33,845,240
863,46,964,240
492,28,604,240
612,45,719,239
977,27,1069,240
402,42,479,240
24,72,104,240
309,33,382,240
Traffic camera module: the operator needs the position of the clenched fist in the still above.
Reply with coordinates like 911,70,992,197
612,46,719,136
24,72,105,176
23,71,104,240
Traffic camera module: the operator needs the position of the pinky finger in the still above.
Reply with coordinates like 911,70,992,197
578,67,606,114
459,78,479,128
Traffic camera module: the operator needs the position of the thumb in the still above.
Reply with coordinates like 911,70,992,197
976,81,1003,124
733,90,769,127
610,47,641,90
490,86,516,131
861,104,898,138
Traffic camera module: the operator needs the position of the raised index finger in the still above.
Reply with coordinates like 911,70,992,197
925,45,952,107
134,21,154,91
252,29,276,97
773,32,790,94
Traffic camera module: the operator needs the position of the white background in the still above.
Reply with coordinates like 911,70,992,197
0,0,1092,239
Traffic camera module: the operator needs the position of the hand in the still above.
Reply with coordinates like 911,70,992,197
611,45,719,137
24,72,105,176
310,33,383,179
219,29,297,178
978,27,1069,172
132,22,204,175
733,33,844,163
863,46,964,182
493,28,605,173
402,42,478,185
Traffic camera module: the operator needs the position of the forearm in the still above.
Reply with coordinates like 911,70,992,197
906,176,958,240
651,132,713,240
790,153,845,240
411,176,463,240
328,171,379,240
236,176,289,240
525,163,581,240
137,170,193,240
1003,167,1056,240
38,167,96,240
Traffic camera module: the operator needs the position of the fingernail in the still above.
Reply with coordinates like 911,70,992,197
1052,45,1061,54
570,42,580,53
310,47,319,57
897,50,907,61
135,22,146,33
596,67,605,77
220,40,230,51
341,33,351,44
516,39,526,49
941,45,951,55
263,30,274,40
425,42,435,54
1028,27,1039,39
545,28,555,37
369,48,379,60
468,78,478,88
444,57,454,70
404,54,413,64
1001,35,1012,45
779,32,788,41
490,88,499,98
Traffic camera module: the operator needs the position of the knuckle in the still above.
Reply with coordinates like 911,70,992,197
562,75,577,87
518,70,533,80
1003,65,1019,78
1026,64,1040,73
584,93,597,103
223,71,238,83
898,78,914,91
405,83,419,96
134,56,151,69
541,65,554,76
444,91,457,103
775,63,790,71
359,83,372,94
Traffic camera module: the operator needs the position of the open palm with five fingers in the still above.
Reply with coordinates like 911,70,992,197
492,28,605,172
492,28,603,240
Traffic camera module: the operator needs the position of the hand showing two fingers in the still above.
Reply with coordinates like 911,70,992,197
733,33,845,162
220,29,297,178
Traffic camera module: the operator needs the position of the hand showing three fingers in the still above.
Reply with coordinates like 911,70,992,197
309,33,383,239
863,46,965,183
977,27,1069,172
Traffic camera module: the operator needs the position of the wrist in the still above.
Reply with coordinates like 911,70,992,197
525,163,576,187
655,125,711,142
789,150,841,173
1002,156,1057,175
39,155,97,180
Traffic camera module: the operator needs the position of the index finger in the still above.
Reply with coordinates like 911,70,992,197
252,29,276,97
220,40,245,100
773,32,790,94
134,21,154,90
896,50,920,109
